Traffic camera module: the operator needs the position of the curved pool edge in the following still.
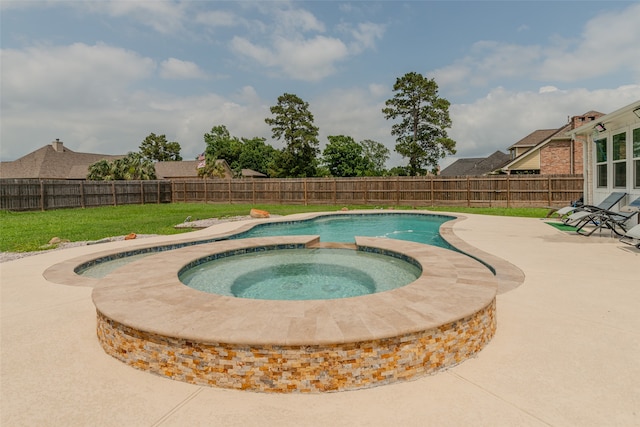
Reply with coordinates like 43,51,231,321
92,234,497,393
42,210,525,294
438,215,525,294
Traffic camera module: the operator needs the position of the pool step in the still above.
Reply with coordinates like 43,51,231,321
307,242,357,250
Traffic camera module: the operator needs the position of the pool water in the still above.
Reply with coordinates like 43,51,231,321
77,253,153,278
234,214,454,248
78,213,454,278
179,248,422,300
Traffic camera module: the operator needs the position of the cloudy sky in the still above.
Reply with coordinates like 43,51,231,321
2,1,640,170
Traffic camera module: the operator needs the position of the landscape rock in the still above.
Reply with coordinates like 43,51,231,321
250,208,270,218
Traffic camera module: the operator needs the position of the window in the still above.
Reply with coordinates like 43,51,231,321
634,127,640,188
612,132,626,188
595,137,607,188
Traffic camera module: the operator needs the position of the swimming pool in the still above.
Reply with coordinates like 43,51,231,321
77,213,455,278
42,210,513,393
232,213,454,248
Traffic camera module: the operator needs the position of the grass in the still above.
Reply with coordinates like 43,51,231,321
0,203,550,253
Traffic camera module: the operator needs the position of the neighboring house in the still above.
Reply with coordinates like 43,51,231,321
441,111,603,177
155,159,233,180
0,139,124,179
567,100,640,219
501,111,603,175
241,168,267,178
439,151,510,176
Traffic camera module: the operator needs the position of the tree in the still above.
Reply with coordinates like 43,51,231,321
382,72,456,175
87,159,116,181
87,152,156,180
237,137,278,176
139,133,182,161
322,135,370,177
203,125,241,171
265,93,320,177
359,139,390,176
202,125,278,177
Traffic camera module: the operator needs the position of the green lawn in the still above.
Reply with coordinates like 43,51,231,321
0,203,549,253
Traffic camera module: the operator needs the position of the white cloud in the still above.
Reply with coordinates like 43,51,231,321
272,7,325,34
539,86,558,94
159,58,208,80
540,3,640,81
1,42,155,110
433,3,640,90
229,5,381,82
231,35,349,81
445,84,640,167
195,10,239,28
348,22,385,53
86,0,187,34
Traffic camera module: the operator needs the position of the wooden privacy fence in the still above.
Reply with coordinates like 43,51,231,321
0,179,172,211
171,175,584,208
1,176,583,211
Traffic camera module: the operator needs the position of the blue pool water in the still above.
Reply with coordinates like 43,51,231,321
233,213,454,249
78,213,455,278
179,248,422,300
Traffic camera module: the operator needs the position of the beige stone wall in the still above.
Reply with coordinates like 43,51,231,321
96,299,496,393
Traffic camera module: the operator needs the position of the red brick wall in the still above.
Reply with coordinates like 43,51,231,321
572,137,584,174
540,141,572,174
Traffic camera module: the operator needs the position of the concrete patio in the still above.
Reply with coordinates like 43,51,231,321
1,212,639,426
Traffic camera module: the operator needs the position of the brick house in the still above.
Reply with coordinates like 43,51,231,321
500,111,603,175
568,100,640,214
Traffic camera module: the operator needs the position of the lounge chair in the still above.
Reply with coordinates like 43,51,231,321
574,196,640,236
619,224,640,249
554,192,626,222
561,192,627,226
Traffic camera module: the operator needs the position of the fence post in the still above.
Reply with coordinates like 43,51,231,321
364,178,368,205
466,176,471,207
507,175,511,208
304,179,309,206
252,179,256,204
430,178,434,205
157,181,161,204
140,181,144,205
228,180,232,203
40,180,45,211
112,182,116,206
396,177,400,205
204,179,208,203
548,176,552,206
80,181,85,208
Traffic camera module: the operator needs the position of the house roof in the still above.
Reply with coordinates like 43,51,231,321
0,141,124,179
440,151,510,176
507,129,561,150
567,101,640,136
241,168,267,178
154,161,200,178
155,159,233,179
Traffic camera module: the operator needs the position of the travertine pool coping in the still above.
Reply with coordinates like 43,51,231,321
43,210,525,294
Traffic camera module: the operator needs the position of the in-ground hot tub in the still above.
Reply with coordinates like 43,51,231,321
178,247,422,300
93,235,497,393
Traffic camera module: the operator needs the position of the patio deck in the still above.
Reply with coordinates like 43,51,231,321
1,212,638,426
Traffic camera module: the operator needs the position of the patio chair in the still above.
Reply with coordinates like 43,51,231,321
554,192,626,222
561,192,627,226
574,196,640,236
619,224,640,249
